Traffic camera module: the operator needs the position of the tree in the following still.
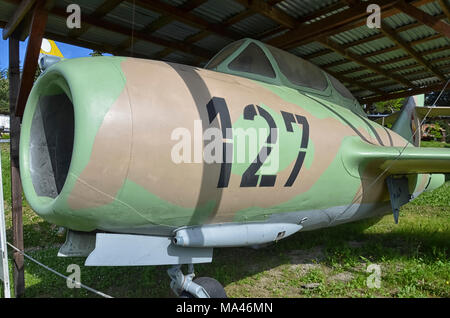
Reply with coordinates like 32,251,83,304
89,50,104,57
0,69,9,115
371,97,406,114
425,90,450,106
0,67,42,115
425,90,450,143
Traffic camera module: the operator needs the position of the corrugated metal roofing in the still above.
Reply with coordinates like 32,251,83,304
381,59,418,70
192,0,246,24
383,12,417,29
126,39,164,56
0,0,449,102
328,61,360,73
163,50,198,65
366,49,408,64
79,26,130,47
44,15,70,37
230,13,279,37
56,0,104,15
153,20,200,41
398,25,439,42
0,1,16,23
310,52,346,66
194,34,233,52
426,51,450,61
419,1,444,16
347,70,379,79
330,25,381,46
414,37,450,52
160,0,189,7
350,38,396,56
274,0,341,19
104,2,162,30
289,42,326,56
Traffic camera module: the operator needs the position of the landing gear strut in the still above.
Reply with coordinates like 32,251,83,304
167,264,227,298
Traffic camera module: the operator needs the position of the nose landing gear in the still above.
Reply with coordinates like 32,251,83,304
167,264,227,298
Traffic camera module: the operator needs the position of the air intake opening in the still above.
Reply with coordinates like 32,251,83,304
29,86,74,199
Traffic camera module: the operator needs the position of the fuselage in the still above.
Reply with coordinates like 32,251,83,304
19,56,434,237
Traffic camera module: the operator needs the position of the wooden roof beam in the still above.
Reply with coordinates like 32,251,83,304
269,0,438,50
394,0,450,37
138,0,209,36
379,21,446,81
266,0,397,49
127,0,241,40
47,5,214,61
334,46,450,78
45,29,150,59
356,64,449,85
317,36,413,87
2,0,35,39
15,0,48,117
360,33,443,59
68,0,124,39
317,34,446,72
151,8,254,62
438,0,450,20
302,13,445,61
244,1,349,40
151,30,211,61
325,69,386,95
117,0,209,57
360,82,449,103
234,0,298,29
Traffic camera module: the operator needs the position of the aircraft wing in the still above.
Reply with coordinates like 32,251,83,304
347,139,450,175
39,39,63,71
415,106,450,118
40,38,63,57
370,106,450,126
369,113,399,126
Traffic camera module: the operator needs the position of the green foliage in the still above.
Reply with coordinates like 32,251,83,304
0,69,9,115
425,90,450,106
89,50,104,57
420,141,450,148
374,97,406,114
0,66,43,115
427,123,443,140
1,143,449,298
436,119,450,143
410,182,450,207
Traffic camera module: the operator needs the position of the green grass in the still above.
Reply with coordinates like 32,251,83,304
420,141,450,148
0,143,449,298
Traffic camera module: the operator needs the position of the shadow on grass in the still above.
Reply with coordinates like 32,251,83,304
17,213,448,298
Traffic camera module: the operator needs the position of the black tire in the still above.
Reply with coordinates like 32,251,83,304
194,277,227,298
179,291,194,298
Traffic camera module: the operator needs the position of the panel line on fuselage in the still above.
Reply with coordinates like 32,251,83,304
166,63,223,225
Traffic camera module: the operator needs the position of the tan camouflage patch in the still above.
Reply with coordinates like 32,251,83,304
67,58,414,223
67,86,132,210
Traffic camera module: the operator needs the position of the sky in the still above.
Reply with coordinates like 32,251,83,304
0,27,108,70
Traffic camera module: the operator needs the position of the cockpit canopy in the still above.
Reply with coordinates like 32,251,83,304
205,39,364,116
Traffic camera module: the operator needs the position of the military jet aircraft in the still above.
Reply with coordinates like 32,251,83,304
20,38,450,298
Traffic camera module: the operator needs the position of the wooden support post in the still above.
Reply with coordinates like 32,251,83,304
14,0,48,118
395,0,450,38
8,38,25,298
2,0,36,40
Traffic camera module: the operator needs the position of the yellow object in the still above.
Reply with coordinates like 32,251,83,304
40,39,64,58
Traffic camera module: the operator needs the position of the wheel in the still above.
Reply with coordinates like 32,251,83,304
194,277,227,298
179,291,194,298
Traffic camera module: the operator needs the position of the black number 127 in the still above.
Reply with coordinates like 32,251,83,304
206,97,309,188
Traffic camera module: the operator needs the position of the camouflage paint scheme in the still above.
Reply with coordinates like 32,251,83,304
19,39,450,238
